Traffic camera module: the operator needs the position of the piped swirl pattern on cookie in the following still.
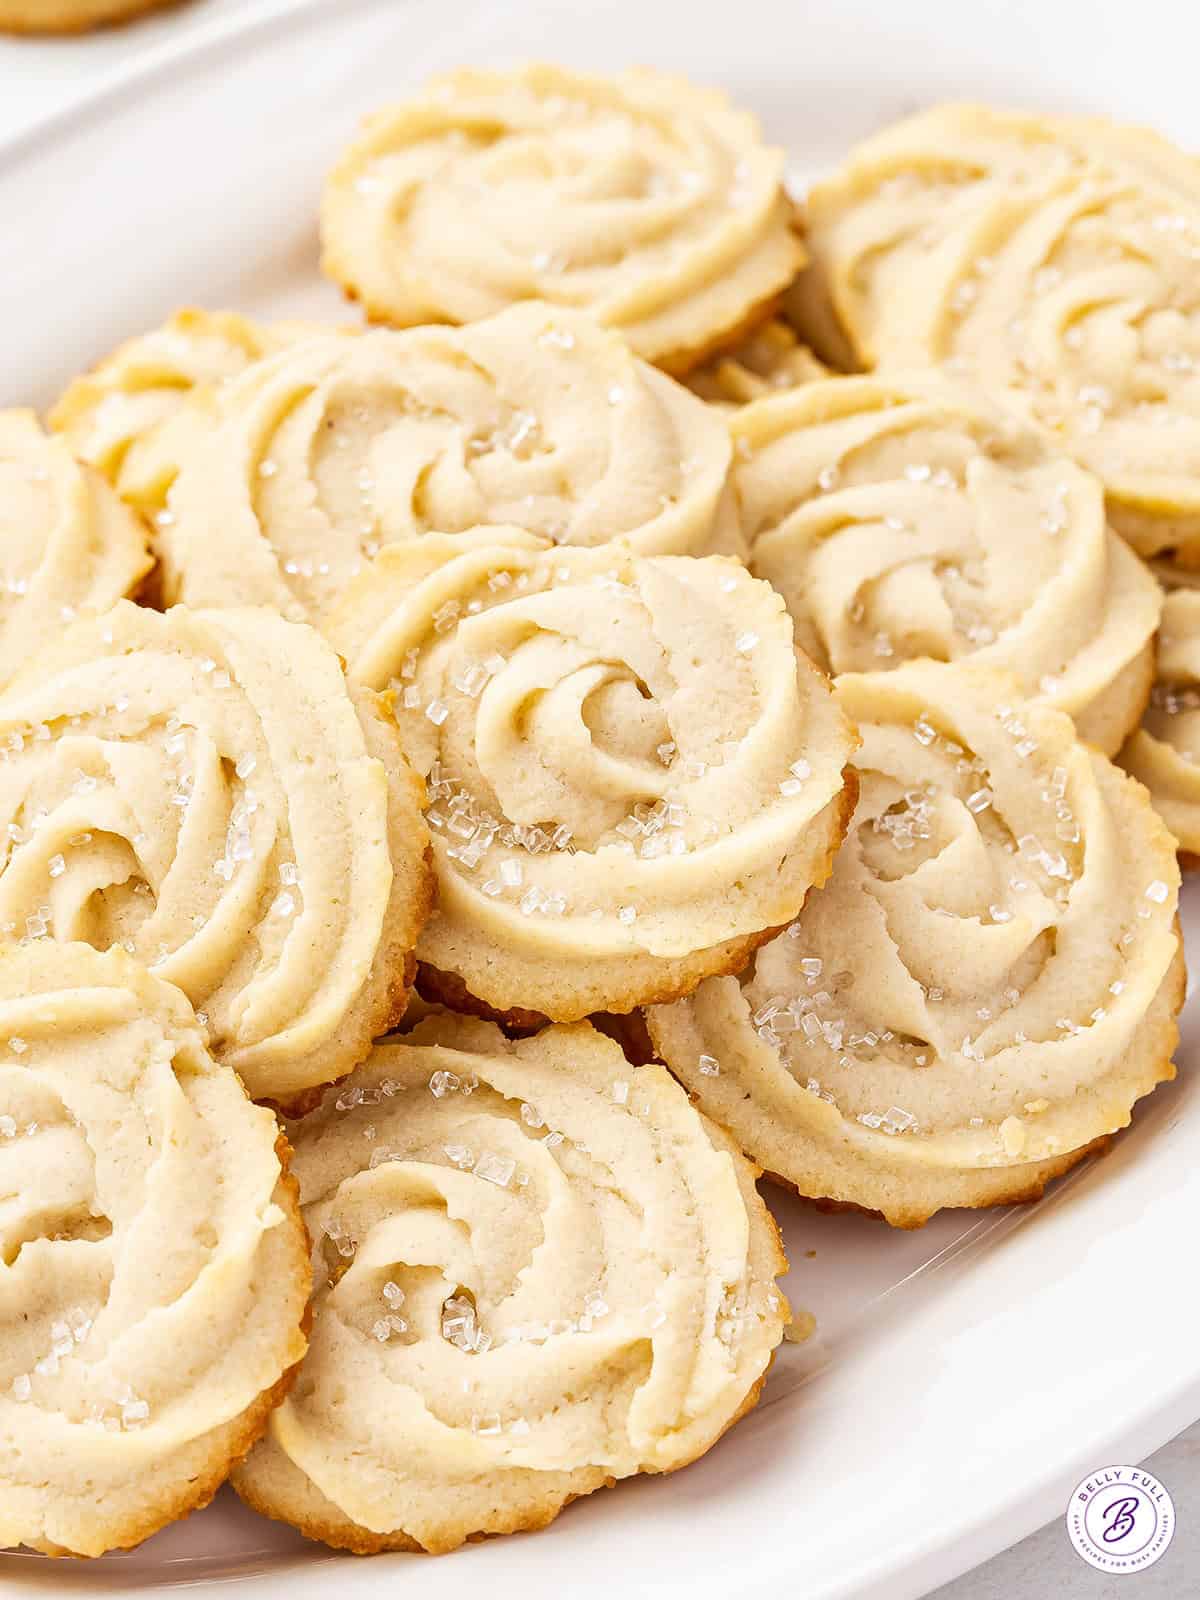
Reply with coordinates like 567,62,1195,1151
0,601,430,1102
49,310,325,518
320,63,803,371
733,373,1161,753
648,661,1183,1225
1120,588,1200,857
327,532,856,1019
0,942,309,1557
233,1014,786,1553
685,319,827,406
161,304,742,625
0,410,151,692
801,104,1200,562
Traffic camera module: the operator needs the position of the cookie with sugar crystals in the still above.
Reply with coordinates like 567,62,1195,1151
49,309,330,519
0,941,309,1556
799,104,1200,565
233,1013,786,1553
161,304,743,626
647,660,1184,1227
733,372,1161,754
326,531,857,1021
0,410,151,692
0,600,431,1103
321,63,803,373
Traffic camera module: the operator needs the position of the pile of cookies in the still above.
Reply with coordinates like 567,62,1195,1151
1,64,1192,1561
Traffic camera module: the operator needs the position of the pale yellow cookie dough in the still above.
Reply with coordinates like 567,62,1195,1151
0,600,431,1103
0,410,152,692
733,372,1161,753
648,660,1184,1227
800,104,1200,563
685,318,828,406
1120,588,1200,858
234,1014,787,1553
49,309,329,518
327,531,858,1020
321,63,803,373
0,941,309,1556
161,304,744,626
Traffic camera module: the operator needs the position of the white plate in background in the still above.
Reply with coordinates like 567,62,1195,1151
0,2,1197,1595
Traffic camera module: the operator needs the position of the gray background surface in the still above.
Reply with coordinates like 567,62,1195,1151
933,1428,1200,1597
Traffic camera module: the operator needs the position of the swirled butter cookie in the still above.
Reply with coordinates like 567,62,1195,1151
1120,588,1200,861
49,310,327,518
0,601,431,1103
161,305,742,625
734,373,1161,753
647,660,1184,1227
0,941,309,1557
233,1013,787,1553
685,319,827,406
800,104,1200,564
0,0,172,32
327,531,857,1021
0,411,151,692
320,64,803,373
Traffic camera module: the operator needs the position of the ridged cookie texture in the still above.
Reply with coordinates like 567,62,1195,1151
49,309,326,518
0,410,152,692
685,318,828,406
800,104,1200,563
160,303,743,625
321,63,803,372
1120,588,1200,857
733,372,1160,753
648,660,1184,1227
0,942,309,1557
0,601,431,1103
327,531,858,1020
233,1014,787,1553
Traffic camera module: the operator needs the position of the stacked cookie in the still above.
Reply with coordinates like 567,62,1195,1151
0,63,1191,1562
